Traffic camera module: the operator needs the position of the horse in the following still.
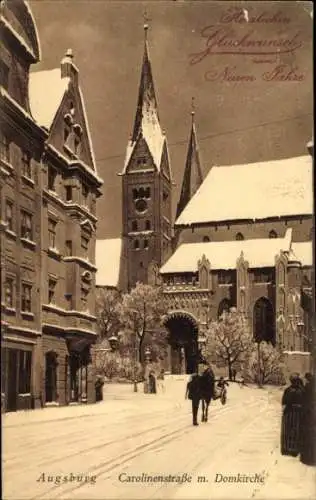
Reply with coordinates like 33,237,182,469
199,367,215,422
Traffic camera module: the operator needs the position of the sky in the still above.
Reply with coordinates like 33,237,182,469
29,0,313,239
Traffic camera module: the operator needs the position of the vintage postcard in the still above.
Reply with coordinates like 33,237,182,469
1,1,315,499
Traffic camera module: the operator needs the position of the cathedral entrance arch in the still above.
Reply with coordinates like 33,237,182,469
163,311,199,374
253,297,275,345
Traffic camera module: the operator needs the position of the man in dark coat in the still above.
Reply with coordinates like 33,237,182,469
185,373,201,426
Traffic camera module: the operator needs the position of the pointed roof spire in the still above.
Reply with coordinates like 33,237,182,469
123,16,165,173
176,99,204,219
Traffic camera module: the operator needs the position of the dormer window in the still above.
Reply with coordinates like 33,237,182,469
137,157,147,167
64,113,73,127
73,124,82,155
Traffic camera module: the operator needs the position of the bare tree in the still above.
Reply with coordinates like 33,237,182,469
205,308,252,380
121,282,168,364
96,288,122,342
243,341,285,386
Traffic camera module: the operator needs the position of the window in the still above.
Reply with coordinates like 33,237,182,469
48,279,57,304
64,127,70,143
5,200,14,231
145,187,151,199
253,270,274,283
236,232,244,241
145,220,151,231
0,60,9,89
218,271,232,285
74,136,81,155
269,230,277,239
48,166,57,191
65,240,73,256
5,277,14,308
137,158,147,167
134,239,139,250
18,350,32,394
22,151,32,179
81,288,89,310
163,191,168,202
48,219,57,248
21,211,33,240
65,186,72,201
82,183,89,205
21,283,32,312
132,220,138,232
81,235,89,250
133,188,138,200
203,236,210,242
0,132,10,162
144,239,149,249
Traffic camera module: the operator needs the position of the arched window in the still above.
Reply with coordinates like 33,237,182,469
132,188,138,200
138,187,145,198
132,220,138,232
144,239,149,249
134,240,139,250
236,232,244,241
145,220,151,231
269,230,277,239
218,299,232,319
203,236,210,242
253,297,275,344
145,187,151,199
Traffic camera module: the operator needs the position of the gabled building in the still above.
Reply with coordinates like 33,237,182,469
1,0,103,411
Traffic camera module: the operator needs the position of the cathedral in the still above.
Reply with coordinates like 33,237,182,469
96,24,314,375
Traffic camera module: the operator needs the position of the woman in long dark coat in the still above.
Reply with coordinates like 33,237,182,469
281,373,304,457
300,373,316,465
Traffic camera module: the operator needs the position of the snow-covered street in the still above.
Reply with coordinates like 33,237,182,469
3,381,315,500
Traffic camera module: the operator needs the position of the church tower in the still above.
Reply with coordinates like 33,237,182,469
120,23,173,289
176,100,203,220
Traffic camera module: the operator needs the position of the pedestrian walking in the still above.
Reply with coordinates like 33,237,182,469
300,372,316,465
231,369,237,381
185,373,201,426
157,369,165,393
148,371,157,394
281,373,304,457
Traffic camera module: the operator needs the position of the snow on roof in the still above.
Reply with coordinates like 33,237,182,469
175,156,312,226
78,86,97,172
29,69,70,129
291,241,313,267
160,232,293,273
96,239,122,288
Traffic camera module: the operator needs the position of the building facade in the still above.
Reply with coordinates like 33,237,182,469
1,0,103,411
160,148,313,374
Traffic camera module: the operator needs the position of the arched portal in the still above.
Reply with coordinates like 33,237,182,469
163,311,199,374
45,351,58,403
253,297,275,345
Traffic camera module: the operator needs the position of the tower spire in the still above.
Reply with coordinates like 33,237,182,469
176,99,204,219
123,16,165,173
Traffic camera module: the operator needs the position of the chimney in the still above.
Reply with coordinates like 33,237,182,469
61,48,78,82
